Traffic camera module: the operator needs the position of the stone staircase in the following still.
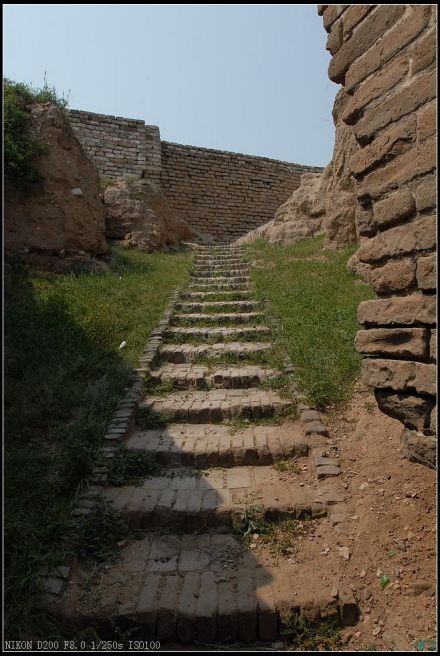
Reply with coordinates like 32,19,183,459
61,245,352,646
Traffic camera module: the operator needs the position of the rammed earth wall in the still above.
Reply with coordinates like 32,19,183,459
69,109,321,241
319,4,437,465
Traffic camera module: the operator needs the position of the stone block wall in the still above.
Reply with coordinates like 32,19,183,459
69,110,161,180
69,109,321,242
319,4,437,463
160,142,321,241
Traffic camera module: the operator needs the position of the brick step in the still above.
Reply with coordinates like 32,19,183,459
159,341,272,363
63,533,351,644
194,259,247,266
188,282,251,291
190,275,250,284
171,312,264,325
127,423,308,466
142,387,292,423
165,326,271,341
103,465,327,531
194,269,250,278
175,301,259,313
149,363,280,389
180,290,253,300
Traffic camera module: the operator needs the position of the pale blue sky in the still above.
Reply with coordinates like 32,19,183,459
4,4,338,166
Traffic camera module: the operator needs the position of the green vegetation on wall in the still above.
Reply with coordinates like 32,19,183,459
4,77,69,189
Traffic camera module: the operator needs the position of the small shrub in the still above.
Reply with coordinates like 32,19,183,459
4,76,69,189
281,611,341,650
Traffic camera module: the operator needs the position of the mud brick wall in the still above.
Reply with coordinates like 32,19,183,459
161,142,321,241
319,4,437,459
69,110,161,180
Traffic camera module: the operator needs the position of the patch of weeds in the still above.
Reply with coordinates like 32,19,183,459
281,611,341,651
72,500,141,563
232,497,269,541
364,401,376,415
144,375,177,397
274,457,301,475
225,414,252,434
260,519,308,565
137,408,172,429
108,446,160,486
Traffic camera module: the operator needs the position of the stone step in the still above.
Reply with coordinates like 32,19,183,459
103,465,326,531
149,363,280,389
127,423,308,466
165,326,271,341
194,259,247,267
188,282,251,291
175,301,259,313
159,341,272,363
171,312,264,325
65,532,349,643
190,275,250,284
180,290,252,300
194,269,250,278
142,387,292,423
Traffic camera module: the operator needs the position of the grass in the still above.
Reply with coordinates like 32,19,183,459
107,446,161,486
247,236,374,409
273,457,301,474
281,611,341,651
4,244,191,639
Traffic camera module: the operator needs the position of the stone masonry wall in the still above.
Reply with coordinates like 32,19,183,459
69,109,321,242
319,4,437,463
160,142,321,241
69,110,161,180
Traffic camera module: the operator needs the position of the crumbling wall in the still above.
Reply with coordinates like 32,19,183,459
319,4,437,466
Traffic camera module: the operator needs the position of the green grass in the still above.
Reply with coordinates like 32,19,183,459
281,611,341,650
107,447,161,486
247,236,373,408
4,245,191,639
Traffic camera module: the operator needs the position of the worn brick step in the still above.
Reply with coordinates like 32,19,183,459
149,363,280,389
188,282,251,291
63,534,352,644
165,326,271,341
194,269,250,277
142,388,292,423
194,260,247,267
190,275,250,284
103,466,327,531
175,301,259,313
171,312,264,325
127,423,308,466
180,290,253,301
159,341,272,363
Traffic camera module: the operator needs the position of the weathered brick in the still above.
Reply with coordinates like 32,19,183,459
360,135,436,199
328,5,405,83
349,115,416,178
411,27,436,74
357,216,436,263
355,328,428,358
340,5,372,36
417,101,436,141
367,257,416,294
354,70,436,144
358,294,436,326
345,5,432,90
372,188,416,228
322,5,348,32
430,330,436,361
412,174,436,212
376,390,435,431
362,359,436,395
326,19,344,55
416,253,436,290
343,54,409,125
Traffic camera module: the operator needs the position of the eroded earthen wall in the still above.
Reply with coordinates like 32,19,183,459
319,4,437,462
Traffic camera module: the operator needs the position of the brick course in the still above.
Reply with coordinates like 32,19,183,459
320,4,437,454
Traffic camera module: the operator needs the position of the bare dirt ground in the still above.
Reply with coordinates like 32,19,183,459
300,380,436,651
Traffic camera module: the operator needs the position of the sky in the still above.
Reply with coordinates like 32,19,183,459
3,4,338,166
